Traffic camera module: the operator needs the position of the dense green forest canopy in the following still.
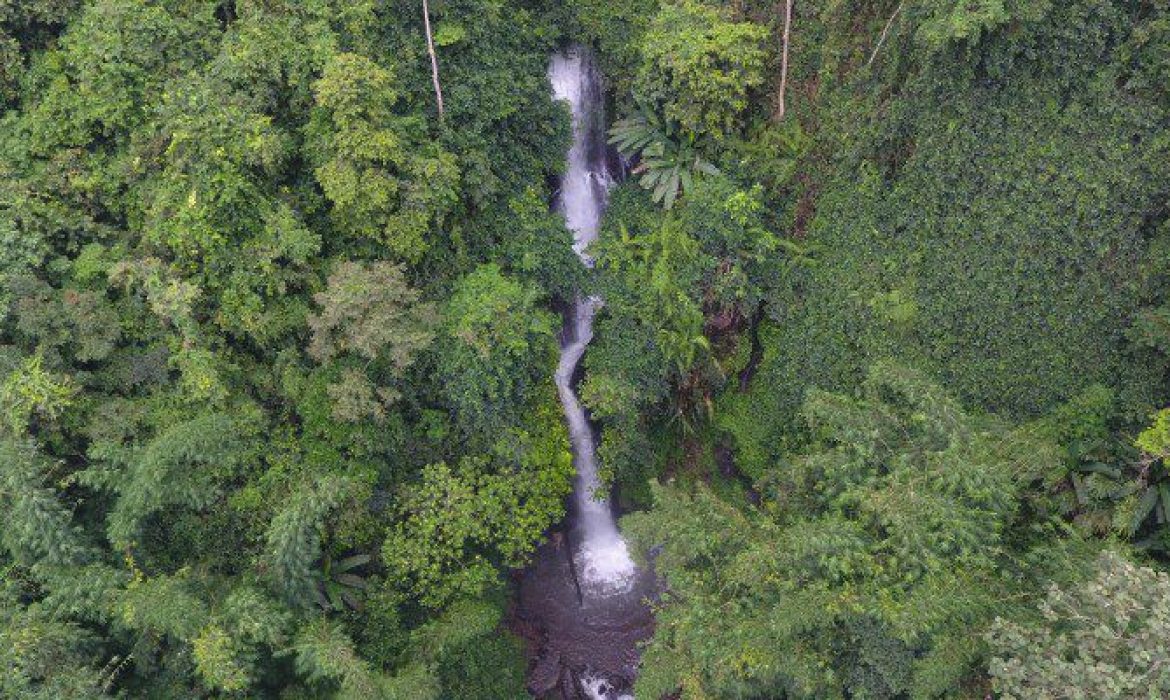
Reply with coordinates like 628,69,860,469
2,0,1170,698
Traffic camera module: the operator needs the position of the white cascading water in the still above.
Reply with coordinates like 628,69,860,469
549,49,637,599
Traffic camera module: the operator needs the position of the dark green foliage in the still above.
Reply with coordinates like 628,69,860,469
586,177,802,491
710,2,1170,510
494,187,586,301
314,553,370,612
83,411,257,549
265,475,358,609
289,617,439,700
435,629,528,700
624,363,1094,698
0,438,90,566
0,583,106,699
557,0,657,100
0,1,79,103
765,0,1170,422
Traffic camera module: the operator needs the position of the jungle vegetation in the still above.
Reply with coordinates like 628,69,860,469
1,0,1169,698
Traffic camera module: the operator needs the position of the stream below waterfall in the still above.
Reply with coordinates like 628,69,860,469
510,48,656,699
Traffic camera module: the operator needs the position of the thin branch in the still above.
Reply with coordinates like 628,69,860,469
868,1,904,68
777,0,794,120
422,0,444,117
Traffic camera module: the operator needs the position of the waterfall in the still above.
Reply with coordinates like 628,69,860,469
549,49,636,597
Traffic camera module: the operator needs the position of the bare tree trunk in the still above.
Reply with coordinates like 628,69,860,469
868,2,904,67
422,0,444,118
777,0,793,120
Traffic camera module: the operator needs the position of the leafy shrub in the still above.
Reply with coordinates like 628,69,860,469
634,0,768,142
988,550,1170,698
764,1,1170,424
626,363,1084,698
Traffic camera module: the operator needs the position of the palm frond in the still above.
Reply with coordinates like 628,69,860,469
608,109,716,208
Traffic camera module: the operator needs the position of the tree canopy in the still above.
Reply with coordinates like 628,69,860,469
2,0,1170,698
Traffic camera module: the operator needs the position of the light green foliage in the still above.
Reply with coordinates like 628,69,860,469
114,4,324,346
635,1,768,141
191,585,291,693
716,336,794,481
438,263,558,438
384,402,572,607
265,474,359,609
585,189,702,488
914,0,1014,49
0,438,89,566
307,52,458,261
598,215,709,377
192,625,250,693
0,352,73,433
1137,408,1170,461
83,412,256,548
988,550,1170,698
625,363,1082,698
136,70,294,264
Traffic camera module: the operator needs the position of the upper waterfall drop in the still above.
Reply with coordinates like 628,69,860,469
549,51,615,265
548,48,636,596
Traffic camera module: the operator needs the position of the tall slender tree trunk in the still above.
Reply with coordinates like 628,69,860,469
778,0,793,120
422,0,444,118
868,2,904,67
